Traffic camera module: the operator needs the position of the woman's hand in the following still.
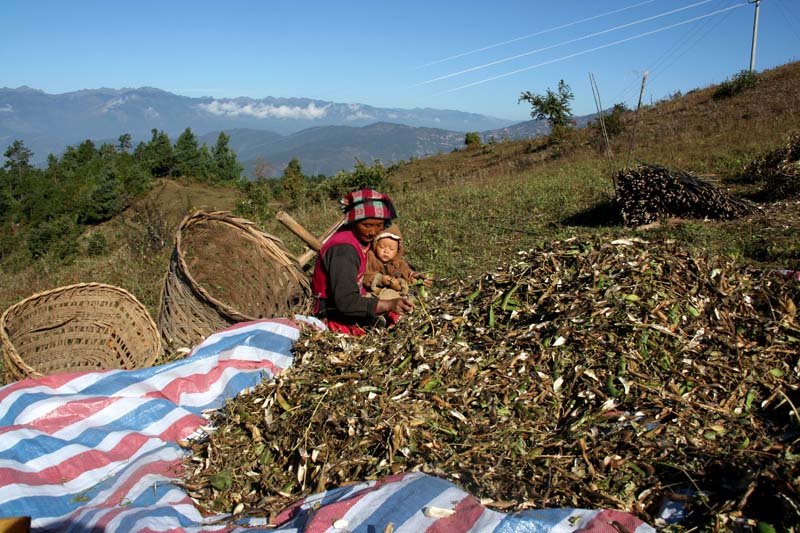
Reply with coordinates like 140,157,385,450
376,297,414,315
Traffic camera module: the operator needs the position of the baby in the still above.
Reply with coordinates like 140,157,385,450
364,225,431,300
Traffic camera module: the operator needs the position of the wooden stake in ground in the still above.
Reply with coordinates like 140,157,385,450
626,71,648,169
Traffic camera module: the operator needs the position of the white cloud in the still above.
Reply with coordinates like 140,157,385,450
345,110,375,121
144,106,160,119
199,100,330,120
0,104,13,113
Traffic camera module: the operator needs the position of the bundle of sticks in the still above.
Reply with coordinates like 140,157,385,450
615,163,759,226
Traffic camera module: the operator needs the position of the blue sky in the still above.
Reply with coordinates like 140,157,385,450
2,0,798,122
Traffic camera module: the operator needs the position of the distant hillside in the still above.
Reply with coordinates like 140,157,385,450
200,122,469,177
0,86,514,165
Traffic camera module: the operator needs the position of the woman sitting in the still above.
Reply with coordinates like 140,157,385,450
311,188,414,335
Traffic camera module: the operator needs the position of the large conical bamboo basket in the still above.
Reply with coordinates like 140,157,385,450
158,210,311,352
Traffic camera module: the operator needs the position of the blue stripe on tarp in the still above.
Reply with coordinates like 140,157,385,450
0,399,184,460
351,475,453,532
494,508,581,533
190,325,297,360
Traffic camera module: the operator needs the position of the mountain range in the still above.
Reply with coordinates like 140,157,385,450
0,86,565,176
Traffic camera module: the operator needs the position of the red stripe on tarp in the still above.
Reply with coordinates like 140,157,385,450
23,396,119,433
426,494,485,533
581,508,648,532
0,432,155,486
143,358,281,402
157,413,205,442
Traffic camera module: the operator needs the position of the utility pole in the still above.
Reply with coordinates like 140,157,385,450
749,0,761,72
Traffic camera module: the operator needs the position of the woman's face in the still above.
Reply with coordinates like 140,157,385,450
352,218,385,243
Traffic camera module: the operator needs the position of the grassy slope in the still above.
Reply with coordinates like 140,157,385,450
1,61,799,370
0,179,241,317
277,61,800,282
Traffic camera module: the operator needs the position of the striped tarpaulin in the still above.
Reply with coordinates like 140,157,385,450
0,318,654,532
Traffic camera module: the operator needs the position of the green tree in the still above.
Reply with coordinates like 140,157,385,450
235,181,275,225
0,168,12,222
118,133,132,152
78,171,123,224
3,140,34,200
519,80,574,132
211,132,242,183
17,171,62,225
174,127,206,180
114,150,151,200
280,158,306,205
321,160,388,200
136,129,175,177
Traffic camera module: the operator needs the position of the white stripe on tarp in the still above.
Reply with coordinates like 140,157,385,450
0,437,166,502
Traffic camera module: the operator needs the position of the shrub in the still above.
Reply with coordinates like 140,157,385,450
589,103,628,151
86,232,109,256
713,70,760,100
126,200,170,256
324,161,388,200
465,132,482,148
27,214,81,262
0,221,18,260
235,181,276,226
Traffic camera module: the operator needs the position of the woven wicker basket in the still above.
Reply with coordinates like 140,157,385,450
158,210,311,352
1,283,161,381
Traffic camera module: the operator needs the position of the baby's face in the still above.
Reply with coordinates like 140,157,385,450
374,238,399,263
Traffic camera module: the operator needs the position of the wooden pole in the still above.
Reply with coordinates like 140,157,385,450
276,213,347,267
276,211,323,251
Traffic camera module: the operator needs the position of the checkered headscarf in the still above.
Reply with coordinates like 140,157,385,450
341,188,397,225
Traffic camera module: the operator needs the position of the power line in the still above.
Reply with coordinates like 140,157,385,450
434,3,748,95
774,0,800,45
415,0,659,69
416,0,717,87
615,0,738,105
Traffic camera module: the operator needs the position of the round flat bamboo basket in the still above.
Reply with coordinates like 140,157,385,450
158,210,311,352
1,283,161,381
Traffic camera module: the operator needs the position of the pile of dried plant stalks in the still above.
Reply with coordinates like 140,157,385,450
180,237,799,530
615,163,760,226
741,132,800,200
